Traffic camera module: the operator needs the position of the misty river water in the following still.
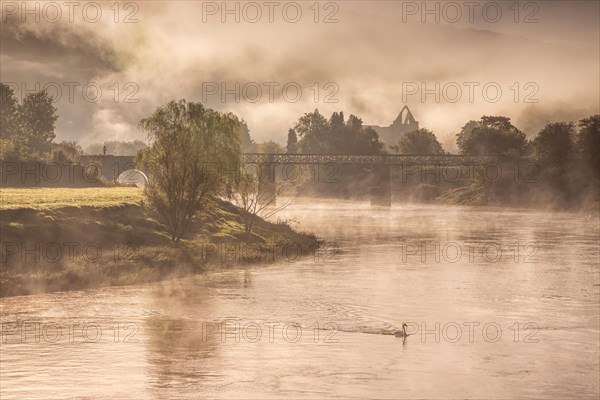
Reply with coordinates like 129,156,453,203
1,201,599,399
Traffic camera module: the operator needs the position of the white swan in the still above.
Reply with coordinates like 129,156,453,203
394,323,409,338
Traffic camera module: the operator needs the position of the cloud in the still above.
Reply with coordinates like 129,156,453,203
1,1,598,149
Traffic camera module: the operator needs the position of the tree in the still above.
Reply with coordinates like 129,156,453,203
286,128,298,153
456,120,480,153
239,120,255,152
576,115,600,182
342,114,385,155
0,83,19,139
534,122,574,167
457,116,528,157
0,83,28,160
293,110,385,154
294,109,330,153
138,99,242,242
397,128,444,155
253,140,285,153
532,122,575,202
228,166,295,235
52,141,83,162
19,90,58,153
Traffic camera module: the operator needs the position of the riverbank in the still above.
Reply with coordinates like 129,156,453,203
0,188,319,297
434,182,600,214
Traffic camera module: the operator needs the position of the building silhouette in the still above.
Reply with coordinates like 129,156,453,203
367,106,419,145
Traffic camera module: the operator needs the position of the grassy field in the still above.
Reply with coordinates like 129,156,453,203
0,187,143,210
0,187,320,297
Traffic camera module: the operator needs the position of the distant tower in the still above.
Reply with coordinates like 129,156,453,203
103,145,107,155
365,106,419,145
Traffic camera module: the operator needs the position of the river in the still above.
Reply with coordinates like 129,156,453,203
1,201,599,399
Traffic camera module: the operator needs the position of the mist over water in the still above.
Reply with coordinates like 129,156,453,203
1,201,599,399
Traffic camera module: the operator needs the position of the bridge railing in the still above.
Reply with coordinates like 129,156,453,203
241,153,497,165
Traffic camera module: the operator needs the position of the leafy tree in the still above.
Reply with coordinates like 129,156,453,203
0,83,27,159
52,141,83,162
534,122,574,167
397,128,444,155
244,139,285,153
340,114,384,154
0,83,19,139
576,115,600,182
253,140,285,153
293,110,384,154
457,116,528,157
239,120,255,152
361,126,384,154
456,120,480,153
286,128,298,153
19,90,58,153
531,122,575,203
294,109,330,153
138,99,242,242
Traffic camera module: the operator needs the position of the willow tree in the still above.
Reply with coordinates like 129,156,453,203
138,100,242,242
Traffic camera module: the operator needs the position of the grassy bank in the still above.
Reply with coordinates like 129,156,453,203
0,188,319,297
434,181,600,213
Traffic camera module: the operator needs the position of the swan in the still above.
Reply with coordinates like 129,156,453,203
394,323,409,338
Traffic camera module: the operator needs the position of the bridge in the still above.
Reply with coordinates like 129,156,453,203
80,153,497,207
242,153,497,207
242,153,494,165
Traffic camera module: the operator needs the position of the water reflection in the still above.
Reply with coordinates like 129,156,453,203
144,317,224,396
1,202,598,399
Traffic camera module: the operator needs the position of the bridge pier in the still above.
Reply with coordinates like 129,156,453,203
371,164,391,207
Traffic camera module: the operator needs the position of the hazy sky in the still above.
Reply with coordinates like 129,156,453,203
1,0,598,151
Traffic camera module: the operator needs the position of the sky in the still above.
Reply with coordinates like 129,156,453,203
1,0,599,152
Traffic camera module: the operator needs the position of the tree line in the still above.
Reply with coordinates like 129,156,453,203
2,86,597,239
284,109,598,162
282,109,598,207
0,83,83,162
